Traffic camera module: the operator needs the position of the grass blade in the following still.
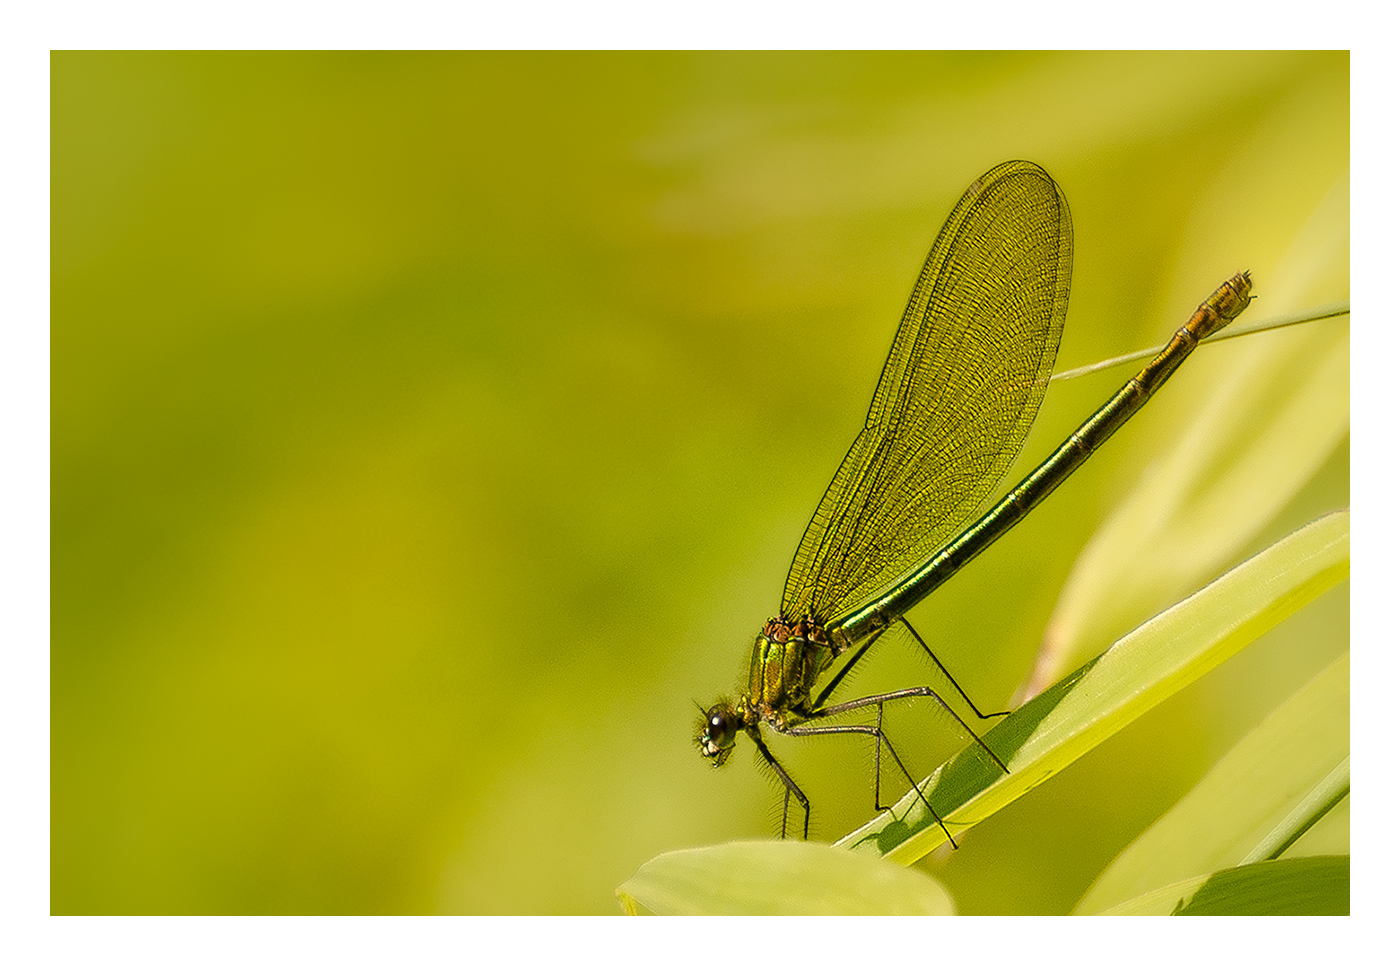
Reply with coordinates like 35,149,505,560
1075,650,1349,913
837,510,1349,865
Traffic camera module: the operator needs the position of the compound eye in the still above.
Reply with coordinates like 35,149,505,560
707,706,737,743
699,704,739,759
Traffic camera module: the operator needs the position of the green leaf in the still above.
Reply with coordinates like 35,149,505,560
615,840,955,915
1075,651,1349,913
835,510,1349,865
1093,856,1349,916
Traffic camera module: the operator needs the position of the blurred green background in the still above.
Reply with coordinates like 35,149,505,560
52,51,1348,914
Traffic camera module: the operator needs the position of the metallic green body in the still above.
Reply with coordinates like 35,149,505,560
745,619,833,723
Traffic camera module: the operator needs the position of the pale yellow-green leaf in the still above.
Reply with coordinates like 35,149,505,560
835,510,1348,866
1074,651,1349,914
616,840,955,915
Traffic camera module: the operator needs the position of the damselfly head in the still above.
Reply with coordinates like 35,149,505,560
698,702,739,767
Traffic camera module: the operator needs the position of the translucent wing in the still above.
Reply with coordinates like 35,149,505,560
782,161,1072,622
